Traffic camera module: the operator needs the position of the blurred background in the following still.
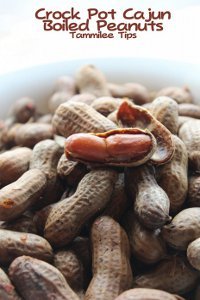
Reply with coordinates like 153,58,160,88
0,0,200,75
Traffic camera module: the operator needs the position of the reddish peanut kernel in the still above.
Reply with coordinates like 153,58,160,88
65,132,152,163
65,133,109,162
106,134,152,160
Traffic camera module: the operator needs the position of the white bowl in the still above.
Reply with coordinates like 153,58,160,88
0,57,199,118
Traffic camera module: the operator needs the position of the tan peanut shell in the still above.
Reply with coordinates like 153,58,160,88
69,93,96,105
44,169,118,246
48,91,72,113
0,229,53,264
108,82,150,105
75,64,111,97
36,113,52,124
107,110,118,124
158,135,188,214
162,207,200,250
84,216,133,300
91,97,123,116
124,212,166,264
150,96,179,134
52,101,117,138
103,173,129,220
0,147,32,186
0,169,47,221
54,76,76,93
14,123,54,147
117,101,174,164
115,288,184,300
0,267,20,300
178,119,200,171
54,250,84,292
126,165,171,229
49,76,76,112
0,214,37,234
156,86,193,104
187,237,200,270
178,116,194,130
57,153,87,186
178,103,200,119
135,256,199,294
188,175,200,207
9,256,79,300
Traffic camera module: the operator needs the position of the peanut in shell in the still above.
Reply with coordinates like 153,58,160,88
84,216,133,300
44,169,118,246
114,288,185,300
9,256,79,300
135,256,199,295
162,207,200,250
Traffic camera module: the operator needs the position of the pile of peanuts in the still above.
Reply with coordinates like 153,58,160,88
0,64,200,300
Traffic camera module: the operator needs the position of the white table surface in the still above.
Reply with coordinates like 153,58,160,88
0,0,200,75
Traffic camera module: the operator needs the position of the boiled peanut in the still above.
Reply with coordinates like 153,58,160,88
54,250,84,292
57,153,87,186
156,86,193,104
71,236,91,281
0,147,32,186
0,169,47,221
48,76,76,112
48,91,72,113
108,82,150,105
124,212,166,264
117,101,174,164
0,213,37,234
91,97,123,116
10,97,36,123
178,116,194,130
158,135,188,214
75,64,111,97
126,165,171,229
69,93,96,105
30,139,63,206
179,119,200,171
135,256,199,294
103,173,129,220
178,103,200,119
162,207,200,250
188,175,200,207
150,96,179,134
0,267,20,300
187,237,200,270
44,169,118,246
0,229,53,264
14,123,54,147
84,216,133,300
33,204,54,235
53,76,76,93
9,256,79,300
65,128,156,167
36,113,52,124
114,288,184,300
52,101,117,138
2,123,22,148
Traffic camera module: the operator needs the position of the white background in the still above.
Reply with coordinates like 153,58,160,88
0,0,200,75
